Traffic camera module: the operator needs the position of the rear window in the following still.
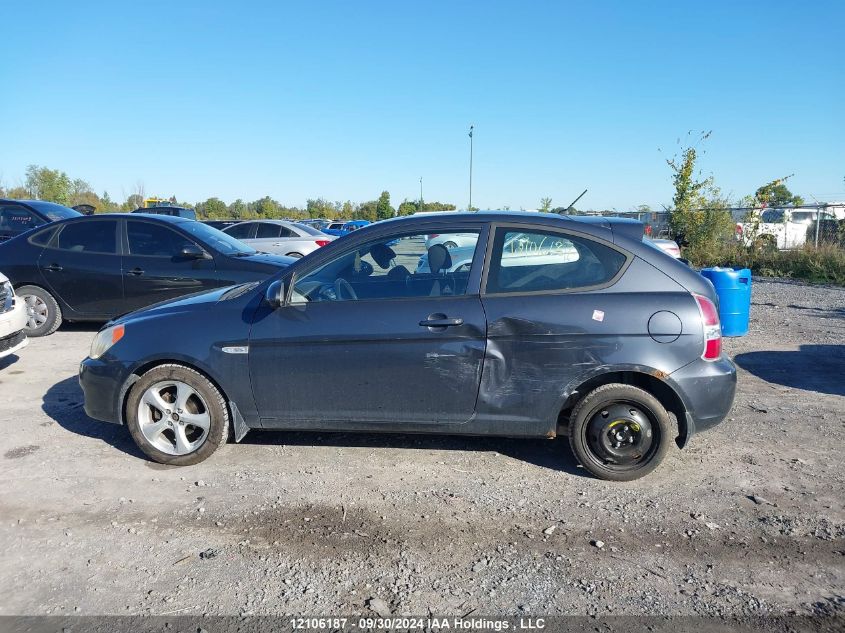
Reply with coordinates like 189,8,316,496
294,222,324,236
25,201,82,221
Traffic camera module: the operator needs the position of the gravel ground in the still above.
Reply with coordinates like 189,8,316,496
0,277,842,618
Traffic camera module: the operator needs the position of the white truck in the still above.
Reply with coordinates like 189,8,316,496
736,206,843,250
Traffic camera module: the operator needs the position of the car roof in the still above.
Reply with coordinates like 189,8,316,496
91,213,193,223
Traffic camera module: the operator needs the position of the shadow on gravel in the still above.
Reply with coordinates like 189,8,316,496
735,345,845,397
246,430,587,476
0,353,21,371
42,377,586,475
58,322,102,334
41,376,145,459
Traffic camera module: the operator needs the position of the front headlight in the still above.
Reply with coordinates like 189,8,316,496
0,281,13,313
89,324,125,359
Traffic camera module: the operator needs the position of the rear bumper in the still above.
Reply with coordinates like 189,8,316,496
670,355,737,439
79,357,131,424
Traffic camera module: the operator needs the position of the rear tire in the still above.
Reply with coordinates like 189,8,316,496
568,383,671,481
125,364,229,466
443,241,458,249
17,285,62,337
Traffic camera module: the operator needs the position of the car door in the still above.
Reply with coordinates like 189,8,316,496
248,225,489,427
121,219,219,313
0,204,46,242
38,219,124,316
476,224,632,425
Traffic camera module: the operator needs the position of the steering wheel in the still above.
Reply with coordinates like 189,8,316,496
334,278,358,301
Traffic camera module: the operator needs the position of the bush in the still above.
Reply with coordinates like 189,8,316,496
684,242,845,286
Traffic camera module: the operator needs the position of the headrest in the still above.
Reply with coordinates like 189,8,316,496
369,243,397,269
427,243,452,273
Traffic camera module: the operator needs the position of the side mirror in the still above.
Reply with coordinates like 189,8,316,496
265,279,286,308
180,244,208,259
678,258,691,266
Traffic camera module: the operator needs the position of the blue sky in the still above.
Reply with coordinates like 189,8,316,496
2,0,843,210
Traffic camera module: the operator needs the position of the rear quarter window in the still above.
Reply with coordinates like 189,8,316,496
485,228,628,294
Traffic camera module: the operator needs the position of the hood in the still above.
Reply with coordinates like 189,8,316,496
233,252,297,268
110,283,258,326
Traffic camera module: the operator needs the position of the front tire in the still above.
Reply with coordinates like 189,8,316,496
17,285,62,337
125,364,229,466
568,383,671,481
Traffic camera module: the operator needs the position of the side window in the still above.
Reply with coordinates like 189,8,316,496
278,226,295,238
0,205,45,235
127,221,194,257
256,223,283,239
225,222,254,239
486,229,627,294
291,230,481,303
54,221,118,254
29,226,57,246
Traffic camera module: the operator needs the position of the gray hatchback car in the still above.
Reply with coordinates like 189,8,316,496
80,212,736,480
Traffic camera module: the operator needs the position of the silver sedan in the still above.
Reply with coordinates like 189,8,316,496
223,220,335,258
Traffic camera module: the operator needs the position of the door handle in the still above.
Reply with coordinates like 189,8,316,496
44,264,63,272
419,316,464,328
126,268,145,276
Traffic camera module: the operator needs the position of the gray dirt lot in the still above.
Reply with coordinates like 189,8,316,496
0,278,843,617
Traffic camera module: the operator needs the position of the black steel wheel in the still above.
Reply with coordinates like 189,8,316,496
568,383,671,481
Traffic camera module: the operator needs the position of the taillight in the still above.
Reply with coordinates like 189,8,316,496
315,240,331,247
694,294,721,361
428,234,440,239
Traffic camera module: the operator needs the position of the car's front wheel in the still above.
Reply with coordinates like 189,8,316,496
568,383,671,481
125,364,229,465
17,285,62,337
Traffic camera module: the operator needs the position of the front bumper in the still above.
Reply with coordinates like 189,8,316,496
79,357,131,424
670,355,737,438
0,300,28,359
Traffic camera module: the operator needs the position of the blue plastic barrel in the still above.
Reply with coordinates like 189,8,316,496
699,267,751,337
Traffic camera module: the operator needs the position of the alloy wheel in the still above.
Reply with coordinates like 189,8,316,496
137,380,211,455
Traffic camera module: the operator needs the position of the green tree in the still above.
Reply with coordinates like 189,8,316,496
196,197,228,219
397,200,417,216
753,175,804,207
251,196,282,217
539,197,553,212
375,191,394,220
25,165,73,204
356,200,378,221
121,194,144,211
229,199,247,219
306,198,337,219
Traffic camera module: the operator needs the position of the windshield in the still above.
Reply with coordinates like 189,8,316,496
761,210,785,223
328,223,344,230
180,221,257,255
293,222,325,236
26,201,82,221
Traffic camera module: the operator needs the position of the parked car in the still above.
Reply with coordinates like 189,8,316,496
0,272,28,360
425,232,479,250
221,220,334,257
647,238,681,258
0,214,293,337
0,199,81,243
323,220,370,237
132,206,197,220
80,211,736,480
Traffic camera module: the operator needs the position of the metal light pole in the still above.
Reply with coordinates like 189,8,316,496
468,125,474,210
420,177,424,212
